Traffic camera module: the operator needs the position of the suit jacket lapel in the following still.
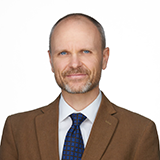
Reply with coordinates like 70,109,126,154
82,93,118,160
35,96,60,160
34,93,118,160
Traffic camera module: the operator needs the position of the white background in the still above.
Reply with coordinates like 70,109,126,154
0,0,160,139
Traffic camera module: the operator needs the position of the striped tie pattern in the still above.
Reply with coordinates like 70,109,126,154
62,113,86,160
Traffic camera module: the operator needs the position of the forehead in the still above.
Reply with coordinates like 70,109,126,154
53,16,99,34
51,16,101,51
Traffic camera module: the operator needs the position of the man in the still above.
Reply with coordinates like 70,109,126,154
0,13,159,160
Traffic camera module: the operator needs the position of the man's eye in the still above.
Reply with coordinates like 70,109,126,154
60,51,67,55
83,50,90,54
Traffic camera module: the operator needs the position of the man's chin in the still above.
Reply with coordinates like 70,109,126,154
63,89,89,94
60,82,89,93
62,82,98,94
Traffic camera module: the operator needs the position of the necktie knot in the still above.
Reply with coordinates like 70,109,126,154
70,113,86,126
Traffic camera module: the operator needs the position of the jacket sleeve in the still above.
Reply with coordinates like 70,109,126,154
133,121,160,160
0,116,18,160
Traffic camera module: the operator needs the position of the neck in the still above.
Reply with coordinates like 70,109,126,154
61,86,100,111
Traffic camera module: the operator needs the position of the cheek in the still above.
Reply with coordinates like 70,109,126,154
83,57,102,71
53,61,67,74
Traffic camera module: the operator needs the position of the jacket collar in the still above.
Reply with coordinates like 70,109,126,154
35,93,118,160
35,95,60,160
82,92,118,160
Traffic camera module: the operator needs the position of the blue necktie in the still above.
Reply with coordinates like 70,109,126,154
62,113,86,160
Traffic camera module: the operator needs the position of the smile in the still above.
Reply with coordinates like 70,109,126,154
65,74,87,79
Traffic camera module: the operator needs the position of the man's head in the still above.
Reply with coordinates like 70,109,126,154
49,13,106,54
48,13,109,94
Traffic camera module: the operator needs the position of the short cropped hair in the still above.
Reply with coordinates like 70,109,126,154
49,13,106,53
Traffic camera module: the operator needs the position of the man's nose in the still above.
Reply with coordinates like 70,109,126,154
69,54,82,68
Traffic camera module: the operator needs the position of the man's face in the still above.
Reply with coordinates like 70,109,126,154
49,17,109,94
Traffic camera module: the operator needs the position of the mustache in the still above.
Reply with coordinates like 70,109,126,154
62,67,90,77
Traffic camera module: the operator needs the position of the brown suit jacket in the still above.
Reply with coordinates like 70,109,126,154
0,93,160,160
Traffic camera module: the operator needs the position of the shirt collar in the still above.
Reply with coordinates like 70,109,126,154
59,91,102,124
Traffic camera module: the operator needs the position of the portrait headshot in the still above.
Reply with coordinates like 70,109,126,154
0,1,160,160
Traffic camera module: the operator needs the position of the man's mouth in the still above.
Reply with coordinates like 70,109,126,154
65,73,87,79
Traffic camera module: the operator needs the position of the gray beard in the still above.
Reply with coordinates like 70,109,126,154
56,77,100,94
54,66,102,94
63,81,92,94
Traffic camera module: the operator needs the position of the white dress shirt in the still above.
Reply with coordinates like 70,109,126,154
58,91,102,159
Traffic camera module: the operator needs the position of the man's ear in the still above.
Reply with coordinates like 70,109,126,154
48,50,54,73
102,47,110,70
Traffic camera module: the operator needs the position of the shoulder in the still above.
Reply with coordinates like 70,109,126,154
101,92,157,135
101,92,153,125
113,103,153,124
6,95,60,128
110,102,158,138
